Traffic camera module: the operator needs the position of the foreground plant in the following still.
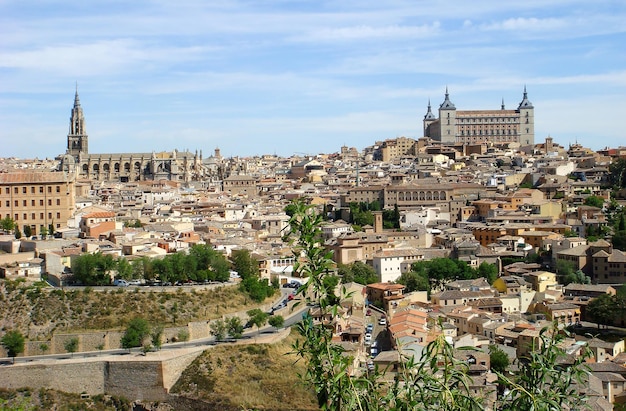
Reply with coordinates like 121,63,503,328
285,200,593,411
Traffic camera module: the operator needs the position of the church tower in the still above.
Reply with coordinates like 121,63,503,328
67,86,88,160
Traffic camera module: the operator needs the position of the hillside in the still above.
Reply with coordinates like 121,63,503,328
0,279,267,340
170,330,318,411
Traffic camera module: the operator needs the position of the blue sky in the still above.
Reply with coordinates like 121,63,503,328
1,0,625,159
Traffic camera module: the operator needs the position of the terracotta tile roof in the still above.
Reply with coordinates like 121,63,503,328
82,211,116,219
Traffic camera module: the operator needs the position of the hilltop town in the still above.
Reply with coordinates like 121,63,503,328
2,89,626,409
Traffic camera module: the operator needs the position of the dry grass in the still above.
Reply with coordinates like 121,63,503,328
0,280,270,339
171,329,318,411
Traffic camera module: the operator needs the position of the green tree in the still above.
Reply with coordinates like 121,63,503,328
583,195,604,209
227,317,244,339
231,249,259,280
64,337,79,357
121,317,151,349
397,270,430,292
612,230,626,251
555,260,575,278
39,226,48,238
488,344,510,373
48,223,55,237
39,343,49,355
247,308,269,338
23,225,32,238
1,330,25,362
116,257,133,280
0,217,15,233
268,315,285,329
71,252,115,285
609,158,626,189
151,325,164,350
210,319,227,341
587,294,617,329
563,269,591,286
14,227,22,239
476,262,498,284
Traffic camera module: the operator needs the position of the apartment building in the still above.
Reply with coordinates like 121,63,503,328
0,171,76,235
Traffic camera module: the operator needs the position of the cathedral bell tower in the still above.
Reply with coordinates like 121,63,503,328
67,85,88,160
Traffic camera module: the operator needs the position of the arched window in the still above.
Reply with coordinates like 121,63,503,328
114,163,120,172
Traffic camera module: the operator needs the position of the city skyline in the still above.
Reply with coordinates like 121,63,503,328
1,1,625,159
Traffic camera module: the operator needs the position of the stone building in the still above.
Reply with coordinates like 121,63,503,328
0,171,76,235
60,89,204,183
423,87,534,146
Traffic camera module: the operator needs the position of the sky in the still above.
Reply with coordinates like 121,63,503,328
1,0,625,160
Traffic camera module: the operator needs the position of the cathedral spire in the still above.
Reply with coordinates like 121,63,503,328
501,98,505,110
67,85,88,159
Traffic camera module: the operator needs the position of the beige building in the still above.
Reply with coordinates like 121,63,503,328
423,87,534,146
0,171,76,235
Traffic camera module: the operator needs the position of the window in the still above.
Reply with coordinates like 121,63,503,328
14,187,18,194
47,187,51,193
14,200,18,207
22,200,27,206
48,199,52,206
39,187,43,193
14,214,18,220
48,213,52,219
56,186,60,193
40,200,43,206
56,212,61,219
23,213,27,220
31,187,35,194
56,199,60,206
5,201,8,207
22,187,26,194
40,213,44,219
31,200,35,206
31,213,35,220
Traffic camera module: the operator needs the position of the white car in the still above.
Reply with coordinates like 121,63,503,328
113,279,129,287
364,333,372,345
378,317,387,326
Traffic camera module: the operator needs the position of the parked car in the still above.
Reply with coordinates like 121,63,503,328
128,279,142,286
364,333,372,345
366,309,372,316
378,317,387,326
366,323,373,333
113,279,129,287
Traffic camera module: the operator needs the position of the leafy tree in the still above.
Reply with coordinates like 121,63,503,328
116,257,133,280
339,261,378,285
609,158,626,189
210,319,227,341
23,225,32,238
64,337,79,357
619,214,626,232
121,317,151,349
48,223,55,237
39,343,49,355
268,315,285,329
14,227,21,239
563,229,578,238
0,217,15,233
231,249,259,280
489,344,510,373
151,325,164,350
1,330,25,362
476,262,498,284
555,260,575,278
227,317,244,339
247,308,269,334
583,195,604,209
587,294,617,329
71,252,116,285
39,226,48,238
612,230,626,251
284,202,299,217
397,270,430,292
562,269,591,286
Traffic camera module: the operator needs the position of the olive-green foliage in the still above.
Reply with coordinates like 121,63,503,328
64,338,78,355
120,317,151,349
338,261,378,285
1,330,25,359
